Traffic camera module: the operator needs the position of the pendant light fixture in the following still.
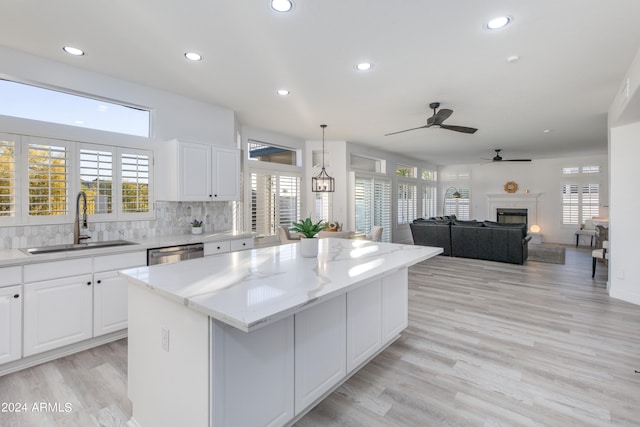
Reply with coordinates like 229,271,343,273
312,124,335,192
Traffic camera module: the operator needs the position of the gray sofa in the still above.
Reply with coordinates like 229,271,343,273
410,218,531,265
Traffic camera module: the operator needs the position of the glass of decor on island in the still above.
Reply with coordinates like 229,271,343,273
191,219,203,235
290,218,327,257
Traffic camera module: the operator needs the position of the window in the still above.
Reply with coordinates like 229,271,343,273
80,148,113,214
0,137,16,218
444,187,470,219
421,169,437,181
248,140,298,166
315,192,333,223
251,171,301,238
0,79,150,137
422,186,437,219
0,134,153,225
121,151,151,214
350,154,384,173
396,165,416,178
397,183,417,224
27,141,69,217
561,165,601,225
355,175,391,242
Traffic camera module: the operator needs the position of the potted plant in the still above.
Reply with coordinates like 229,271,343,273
290,218,327,257
191,219,203,235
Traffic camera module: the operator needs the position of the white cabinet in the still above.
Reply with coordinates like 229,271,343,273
23,274,93,356
294,295,346,415
93,270,128,336
0,285,22,364
229,237,254,251
382,268,408,342
212,317,294,427
156,139,241,201
204,241,231,256
346,279,383,372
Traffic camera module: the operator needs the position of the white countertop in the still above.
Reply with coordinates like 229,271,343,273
119,238,442,332
0,231,255,267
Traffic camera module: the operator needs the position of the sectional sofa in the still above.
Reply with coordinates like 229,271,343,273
410,217,531,265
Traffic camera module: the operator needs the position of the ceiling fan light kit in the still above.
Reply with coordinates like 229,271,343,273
385,102,478,136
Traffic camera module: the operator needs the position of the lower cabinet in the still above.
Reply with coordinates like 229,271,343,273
347,279,383,372
294,294,346,414
0,285,22,364
382,268,408,341
93,270,129,336
23,274,93,357
212,316,295,427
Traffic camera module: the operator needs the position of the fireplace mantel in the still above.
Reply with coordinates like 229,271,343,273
486,193,541,225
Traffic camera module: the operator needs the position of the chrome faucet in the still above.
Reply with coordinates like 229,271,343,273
74,191,91,245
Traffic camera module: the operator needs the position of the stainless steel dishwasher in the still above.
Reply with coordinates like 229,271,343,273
147,243,204,265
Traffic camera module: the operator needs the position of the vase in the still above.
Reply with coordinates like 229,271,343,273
191,227,203,235
299,236,319,257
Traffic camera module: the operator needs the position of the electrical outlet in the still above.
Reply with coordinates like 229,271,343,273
162,327,170,352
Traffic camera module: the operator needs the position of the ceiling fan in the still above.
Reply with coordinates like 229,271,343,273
485,149,531,162
385,102,478,136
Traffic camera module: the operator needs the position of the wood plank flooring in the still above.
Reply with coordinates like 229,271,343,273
2,247,637,426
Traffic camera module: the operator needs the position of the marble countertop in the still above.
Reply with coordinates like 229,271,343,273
0,231,255,267
119,238,442,332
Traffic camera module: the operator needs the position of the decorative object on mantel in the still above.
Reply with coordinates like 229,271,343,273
191,219,203,234
442,187,461,215
504,181,518,193
290,217,327,257
311,124,335,192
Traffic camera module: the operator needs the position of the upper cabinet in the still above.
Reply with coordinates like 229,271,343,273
156,139,241,201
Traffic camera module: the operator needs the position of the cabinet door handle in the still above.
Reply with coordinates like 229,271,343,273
217,246,221,250
97,280,102,284
13,294,19,299
242,242,246,246
209,194,213,198
87,281,92,286
214,194,218,197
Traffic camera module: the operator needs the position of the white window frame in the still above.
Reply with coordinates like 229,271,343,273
0,133,19,225
353,171,392,242
119,147,154,220
561,165,601,226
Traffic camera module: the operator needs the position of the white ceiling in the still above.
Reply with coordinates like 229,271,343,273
2,0,640,165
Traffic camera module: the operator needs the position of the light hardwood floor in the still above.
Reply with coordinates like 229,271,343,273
2,247,637,426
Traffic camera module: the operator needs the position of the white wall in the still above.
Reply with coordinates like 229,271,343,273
441,155,608,244
608,47,640,306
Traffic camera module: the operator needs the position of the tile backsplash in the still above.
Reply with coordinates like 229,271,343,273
0,201,238,249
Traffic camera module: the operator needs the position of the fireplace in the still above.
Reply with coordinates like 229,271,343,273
497,208,528,226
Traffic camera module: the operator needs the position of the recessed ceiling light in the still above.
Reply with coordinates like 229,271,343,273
63,46,85,56
506,55,520,63
543,129,553,133
271,0,293,12
277,89,290,96
356,62,372,71
184,52,202,61
486,16,511,30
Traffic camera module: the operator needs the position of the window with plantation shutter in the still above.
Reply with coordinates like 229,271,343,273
0,137,16,218
561,165,600,225
397,182,417,224
315,192,332,223
355,175,391,242
251,170,300,238
422,186,436,219
28,141,69,217
121,151,150,214
444,187,470,220
80,148,113,215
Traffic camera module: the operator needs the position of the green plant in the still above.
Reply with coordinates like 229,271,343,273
290,218,327,238
191,219,203,227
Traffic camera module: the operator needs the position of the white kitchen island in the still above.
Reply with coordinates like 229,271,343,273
119,238,441,427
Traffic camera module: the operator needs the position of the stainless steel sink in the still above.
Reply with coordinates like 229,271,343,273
21,240,138,255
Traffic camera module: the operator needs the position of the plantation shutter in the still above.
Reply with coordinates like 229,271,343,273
397,182,417,224
251,170,300,238
355,176,391,242
121,151,150,214
562,184,579,225
581,184,599,222
422,186,436,218
0,137,16,218
80,148,113,214
28,142,68,216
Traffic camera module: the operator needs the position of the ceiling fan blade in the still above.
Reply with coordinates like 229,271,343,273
384,125,429,136
431,108,453,125
503,159,532,162
440,124,478,134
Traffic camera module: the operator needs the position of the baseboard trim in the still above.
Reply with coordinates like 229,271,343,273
0,330,127,377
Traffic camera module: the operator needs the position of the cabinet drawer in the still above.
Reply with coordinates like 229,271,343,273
0,266,21,287
230,238,254,252
204,241,231,256
94,251,147,272
23,258,92,283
